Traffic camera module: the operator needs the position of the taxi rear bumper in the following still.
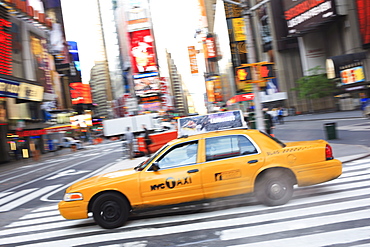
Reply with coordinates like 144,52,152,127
295,158,342,187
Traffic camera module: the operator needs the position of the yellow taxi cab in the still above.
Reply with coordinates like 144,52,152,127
58,128,342,229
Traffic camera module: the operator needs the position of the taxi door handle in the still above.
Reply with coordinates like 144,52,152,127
187,169,199,173
248,160,258,164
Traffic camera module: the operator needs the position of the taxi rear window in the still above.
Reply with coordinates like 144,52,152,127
259,131,286,147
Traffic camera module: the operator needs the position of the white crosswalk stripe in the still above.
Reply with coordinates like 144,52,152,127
0,184,62,212
0,160,369,246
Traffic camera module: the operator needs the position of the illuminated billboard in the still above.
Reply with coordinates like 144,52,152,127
68,41,80,71
129,29,157,74
70,114,92,129
204,37,217,59
70,82,92,104
30,33,52,91
188,46,198,74
127,0,151,31
356,0,370,48
0,5,12,75
283,0,336,35
134,76,160,96
205,76,222,103
340,66,365,85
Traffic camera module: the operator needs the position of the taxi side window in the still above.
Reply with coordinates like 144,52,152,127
156,141,198,169
206,135,257,161
238,135,257,155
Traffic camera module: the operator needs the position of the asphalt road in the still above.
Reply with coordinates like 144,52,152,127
0,156,369,246
0,141,124,227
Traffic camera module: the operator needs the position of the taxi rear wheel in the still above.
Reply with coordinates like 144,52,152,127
255,170,294,206
92,192,129,229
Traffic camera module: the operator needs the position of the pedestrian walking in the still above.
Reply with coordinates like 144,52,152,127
47,139,54,152
125,127,135,159
263,108,275,135
142,124,152,157
30,140,40,161
270,108,278,123
277,107,285,124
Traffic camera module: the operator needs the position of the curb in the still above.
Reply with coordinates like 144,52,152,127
284,116,365,122
338,153,370,164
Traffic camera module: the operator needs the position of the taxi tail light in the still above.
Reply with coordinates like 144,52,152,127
326,144,334,160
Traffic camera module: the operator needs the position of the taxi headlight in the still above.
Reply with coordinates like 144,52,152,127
63,192,83,201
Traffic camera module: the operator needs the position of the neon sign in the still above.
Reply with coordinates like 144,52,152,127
0,6,12,75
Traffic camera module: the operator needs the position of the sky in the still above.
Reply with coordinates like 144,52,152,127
61,0,207,114
61,0,100,85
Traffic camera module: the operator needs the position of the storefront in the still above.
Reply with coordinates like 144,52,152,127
0,77,44,163
327,52,369,110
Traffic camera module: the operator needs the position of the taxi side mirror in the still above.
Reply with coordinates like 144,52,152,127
151,162,160,172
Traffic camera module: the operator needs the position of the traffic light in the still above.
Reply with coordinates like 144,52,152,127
258,63,275,79
236,65,252,81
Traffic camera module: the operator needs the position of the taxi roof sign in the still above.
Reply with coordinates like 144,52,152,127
178,110,245,137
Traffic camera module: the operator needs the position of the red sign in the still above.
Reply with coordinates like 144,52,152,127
16,129,46,137
70,83,92,104
0,12,12,75
283,0,335,34
129,29,157,74
227,93,254,106
205,37,217,59
356,0,370,48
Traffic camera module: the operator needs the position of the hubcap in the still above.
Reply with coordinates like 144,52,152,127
269,183,286,199
101,201,120,222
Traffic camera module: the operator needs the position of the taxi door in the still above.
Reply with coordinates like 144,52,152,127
200,135,264,199
139,141,204,206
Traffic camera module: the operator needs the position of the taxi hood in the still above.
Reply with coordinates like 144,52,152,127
67,168,138,192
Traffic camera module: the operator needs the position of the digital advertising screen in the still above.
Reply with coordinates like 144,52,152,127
129,29,157,74
70,114,93,129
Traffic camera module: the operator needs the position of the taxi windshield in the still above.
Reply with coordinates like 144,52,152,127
134,144,169,171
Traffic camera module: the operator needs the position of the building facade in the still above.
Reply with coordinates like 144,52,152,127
0,0,75,163
210,0,369,114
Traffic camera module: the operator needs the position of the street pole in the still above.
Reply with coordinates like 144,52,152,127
241,0,264,131
224,0,265,131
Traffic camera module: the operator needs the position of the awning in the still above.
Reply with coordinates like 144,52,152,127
326,52,367,79
226,93,254,106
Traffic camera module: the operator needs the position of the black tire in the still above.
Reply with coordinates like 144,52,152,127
255,170,294,206
92,192,129,229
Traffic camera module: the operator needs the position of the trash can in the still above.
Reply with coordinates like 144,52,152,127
324,122,337,140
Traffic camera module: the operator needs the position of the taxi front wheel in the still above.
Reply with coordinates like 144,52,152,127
255,170,294,206
92,192,129,229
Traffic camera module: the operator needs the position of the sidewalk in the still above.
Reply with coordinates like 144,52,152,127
284,109,364,122
279,109,370,163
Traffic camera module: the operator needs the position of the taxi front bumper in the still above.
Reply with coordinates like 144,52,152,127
58,200,89,220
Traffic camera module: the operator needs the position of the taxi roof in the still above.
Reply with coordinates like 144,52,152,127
168,127,260,145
